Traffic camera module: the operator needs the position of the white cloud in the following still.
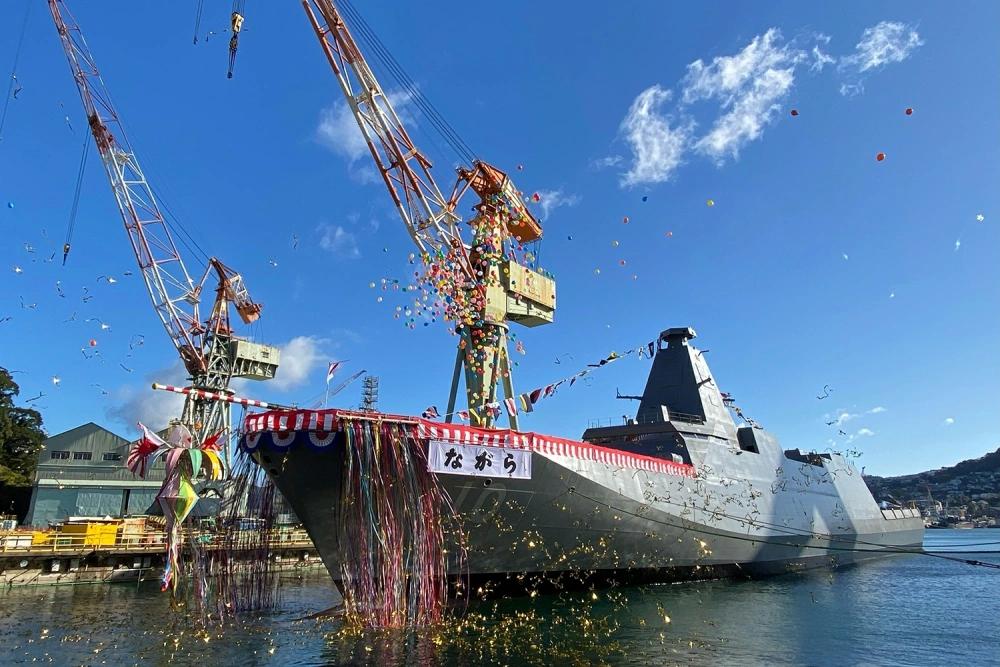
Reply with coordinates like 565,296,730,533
843,21,923,73
811,40,836,72
532,189,581,219
943,417,955,426
839,82,864,97
868,406,887,414
316,102,368,163
683,29,805,162
316,89,415,166
619,85,692,186
108,361,188,433
269,336,326,391
855,428,875,437
590,155,624,170
317,222,360,259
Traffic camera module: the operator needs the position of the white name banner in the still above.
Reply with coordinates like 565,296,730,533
428,440,532,480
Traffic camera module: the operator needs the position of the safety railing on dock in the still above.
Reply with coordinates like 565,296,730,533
0,529,314,556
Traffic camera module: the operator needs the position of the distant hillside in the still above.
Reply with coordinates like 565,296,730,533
864,447,1000,504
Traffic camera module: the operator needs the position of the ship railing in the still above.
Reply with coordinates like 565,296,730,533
587,409,705,429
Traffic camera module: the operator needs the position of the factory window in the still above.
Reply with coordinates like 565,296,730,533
73,451,93,461
50,451,70,460
102,453,123,462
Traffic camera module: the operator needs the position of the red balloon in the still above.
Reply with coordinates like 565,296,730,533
876,152,886,162
89,339,97,347
905,107,913,116
531,193,541,202
790,109,799,117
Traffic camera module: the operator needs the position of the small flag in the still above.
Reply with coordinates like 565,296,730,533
326,361,343,384
128,422,166,479
529,388,543,404
504,397,518,417
201,431,224,451
422,406,440,419
456,410,470,421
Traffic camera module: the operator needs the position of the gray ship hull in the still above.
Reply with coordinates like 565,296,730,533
254,433,922,586
244,325,922,589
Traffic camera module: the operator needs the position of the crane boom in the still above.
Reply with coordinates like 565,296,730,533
49,0,205,374
303,0,556,429
303,0,462,256
49,0,280,455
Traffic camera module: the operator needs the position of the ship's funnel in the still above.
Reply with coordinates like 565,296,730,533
637,327,736,435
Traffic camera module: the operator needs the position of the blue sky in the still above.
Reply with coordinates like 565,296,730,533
1,1,997,476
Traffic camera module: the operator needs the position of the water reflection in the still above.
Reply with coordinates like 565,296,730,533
1,531,997,666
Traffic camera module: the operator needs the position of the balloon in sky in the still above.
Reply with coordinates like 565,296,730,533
876,152,886,162
790,109,799,116
706,199,715,207
622,216,629,224
89,339,97,347
905,107,913,116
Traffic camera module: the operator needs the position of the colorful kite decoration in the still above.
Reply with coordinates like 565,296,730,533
127,422,225,593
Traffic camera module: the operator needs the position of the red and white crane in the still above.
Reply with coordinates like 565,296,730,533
48,0,280,454
302,0,556,429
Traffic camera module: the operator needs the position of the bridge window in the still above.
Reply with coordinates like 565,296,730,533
50,451,70,460
73,451,93,461
102,453,123,462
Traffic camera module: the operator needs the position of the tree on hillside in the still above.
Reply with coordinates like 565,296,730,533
0,368,46,487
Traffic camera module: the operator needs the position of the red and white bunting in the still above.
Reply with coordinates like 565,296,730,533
242,408,695,478
151,383,287,409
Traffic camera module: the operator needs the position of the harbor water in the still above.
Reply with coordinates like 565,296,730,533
1,530,997,666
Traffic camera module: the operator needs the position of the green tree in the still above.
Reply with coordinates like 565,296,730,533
0,368,46,487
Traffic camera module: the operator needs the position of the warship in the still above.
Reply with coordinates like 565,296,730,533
240,326,923,589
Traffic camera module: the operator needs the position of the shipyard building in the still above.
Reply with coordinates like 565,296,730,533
25,423,167,527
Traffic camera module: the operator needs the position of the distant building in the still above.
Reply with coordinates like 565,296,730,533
25,423,166,527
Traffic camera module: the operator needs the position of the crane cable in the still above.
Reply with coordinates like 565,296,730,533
0,0,32,144
193,0,206,44
338,0,478,166
62,134,90,265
